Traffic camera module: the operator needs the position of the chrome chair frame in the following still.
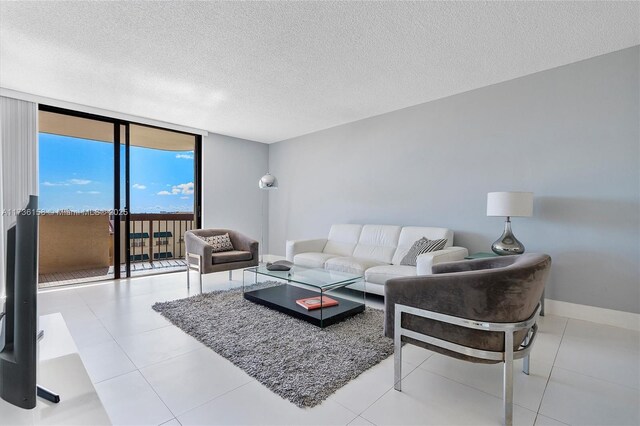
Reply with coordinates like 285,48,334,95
186,252,233,293
186,253,202,293
393,303,540,426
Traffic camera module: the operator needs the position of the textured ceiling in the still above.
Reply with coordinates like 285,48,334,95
1,1,638,143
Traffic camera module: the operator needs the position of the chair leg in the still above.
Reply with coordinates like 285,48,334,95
199,272,203,294
503,331,514,426
186,264,190,290
521,332,530,375
229,270,233,281
394,306,402,391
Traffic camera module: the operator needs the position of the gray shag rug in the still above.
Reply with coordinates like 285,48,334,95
152,282,393,408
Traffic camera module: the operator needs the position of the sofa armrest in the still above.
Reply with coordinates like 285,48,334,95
285,238,328,262
416,246,469,275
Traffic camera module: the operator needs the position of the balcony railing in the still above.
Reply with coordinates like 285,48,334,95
38,212,195,288
127,213,195,263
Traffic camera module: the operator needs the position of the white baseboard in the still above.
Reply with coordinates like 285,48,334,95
545,298,640,332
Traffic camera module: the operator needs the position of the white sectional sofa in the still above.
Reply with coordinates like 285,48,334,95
286,224,468,296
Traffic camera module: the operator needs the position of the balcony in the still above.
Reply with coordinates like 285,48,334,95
38,213,195,288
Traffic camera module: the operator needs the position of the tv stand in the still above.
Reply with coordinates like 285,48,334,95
37,330,60,404
37,385,60,404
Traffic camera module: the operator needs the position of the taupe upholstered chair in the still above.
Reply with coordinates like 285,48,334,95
385,253,551,426
185,229,259,292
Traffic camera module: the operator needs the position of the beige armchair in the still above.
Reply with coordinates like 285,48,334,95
185,229,259,292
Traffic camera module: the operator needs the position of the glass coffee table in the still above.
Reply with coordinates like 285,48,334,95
242,265,365,328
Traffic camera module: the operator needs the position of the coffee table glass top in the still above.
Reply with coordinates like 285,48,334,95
244,265,363,291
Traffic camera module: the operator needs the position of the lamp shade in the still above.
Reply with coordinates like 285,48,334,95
487,192,533,217
258,173,278,190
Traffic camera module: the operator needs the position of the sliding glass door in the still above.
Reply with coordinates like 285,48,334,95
37,107,201,287
126,124,198,277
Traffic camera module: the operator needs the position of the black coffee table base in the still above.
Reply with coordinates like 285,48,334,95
243,284,365,328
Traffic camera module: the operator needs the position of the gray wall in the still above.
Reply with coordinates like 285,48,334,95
202,133,269,251
268,46,640,314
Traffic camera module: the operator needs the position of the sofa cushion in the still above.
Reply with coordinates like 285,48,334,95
352,225,402,263
293,252,339,268
400,238,448,266
325,256,387,275
392,226,453,264
365,265,417,285
211,250,252,264
322,224,362,256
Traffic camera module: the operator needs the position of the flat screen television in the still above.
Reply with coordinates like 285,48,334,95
0,195,38,409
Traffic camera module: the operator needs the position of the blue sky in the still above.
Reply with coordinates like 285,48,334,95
39,133,194,213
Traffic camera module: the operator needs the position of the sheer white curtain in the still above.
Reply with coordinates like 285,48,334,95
0,96,38,297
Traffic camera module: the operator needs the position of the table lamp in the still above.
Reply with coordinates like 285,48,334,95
487,191,533,255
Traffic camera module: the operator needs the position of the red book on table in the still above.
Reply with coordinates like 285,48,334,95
295,296,339,310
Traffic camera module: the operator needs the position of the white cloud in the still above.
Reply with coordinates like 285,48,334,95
42,178,91,186
68,178,91,185
76,190,100,194
157,182,194,196
180,196,190,200
173,182,194,195
132,183,146,190
176,153,194,160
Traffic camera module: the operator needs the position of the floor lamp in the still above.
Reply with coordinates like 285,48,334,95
258,172,278,263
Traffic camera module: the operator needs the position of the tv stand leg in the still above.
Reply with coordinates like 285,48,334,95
35,331,59,403
37,385,60,403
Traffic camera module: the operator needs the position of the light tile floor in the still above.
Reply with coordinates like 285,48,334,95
37,271,640,426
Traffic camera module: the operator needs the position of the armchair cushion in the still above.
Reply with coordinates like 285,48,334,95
211,250,252,264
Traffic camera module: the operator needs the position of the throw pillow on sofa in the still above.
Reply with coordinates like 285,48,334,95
400,237,447,266
200,233,234,252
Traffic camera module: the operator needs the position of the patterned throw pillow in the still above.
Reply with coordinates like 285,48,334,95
400,237,447,266
201,233,234,253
